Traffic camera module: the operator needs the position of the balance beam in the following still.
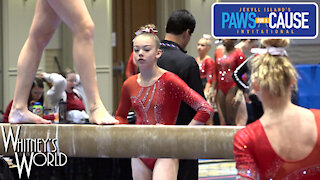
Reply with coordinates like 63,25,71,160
0,124,242,159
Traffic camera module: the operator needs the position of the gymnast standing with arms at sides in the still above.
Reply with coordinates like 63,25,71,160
233,39,320,179
115,24,214,180
214,39,246,125
195,34,215,99
9,0,118,124
196,35,216,125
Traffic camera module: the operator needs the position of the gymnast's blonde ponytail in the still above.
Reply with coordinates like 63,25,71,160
251,39,297,97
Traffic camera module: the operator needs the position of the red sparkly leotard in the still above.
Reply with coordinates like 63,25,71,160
115,71,214,169
233,109,320,180
215,48,246,95
196,57,215,84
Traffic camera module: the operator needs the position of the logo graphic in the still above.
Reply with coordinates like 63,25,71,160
211,2,318,38
1,126,68,179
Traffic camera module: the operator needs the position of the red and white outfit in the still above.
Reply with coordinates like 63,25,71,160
42,73,87,121
234,109,320,179
115,71,214,169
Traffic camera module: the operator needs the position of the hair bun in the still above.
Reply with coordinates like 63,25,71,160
202,34,211,40
135,24,158,36
261,39,289,48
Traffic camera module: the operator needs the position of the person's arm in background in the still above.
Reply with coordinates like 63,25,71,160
173,57,206,126
232,54,256,103
170,74,214,125
232,59,249,93
204,58,217,106
232,54,253,93
41,72,67,106
125,52,138,78
186,57,210,125
211,57,218,99
204,58,214,96
184,57,205,98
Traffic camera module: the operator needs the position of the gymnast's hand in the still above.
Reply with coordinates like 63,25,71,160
232,90,243,106
243,92,252,104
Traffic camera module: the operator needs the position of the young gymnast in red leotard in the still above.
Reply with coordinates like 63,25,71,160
115,24,213,180
196,35,216,125
214,39,246,125
195,35,215,96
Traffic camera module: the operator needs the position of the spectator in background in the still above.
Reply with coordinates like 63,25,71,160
3,77,55,123
157,9,203,180
234,39,320,179
41,68,88,123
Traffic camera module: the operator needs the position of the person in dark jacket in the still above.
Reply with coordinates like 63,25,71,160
157,9,204,180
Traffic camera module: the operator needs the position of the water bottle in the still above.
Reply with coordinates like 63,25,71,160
58,100,67,122
32,102,43,117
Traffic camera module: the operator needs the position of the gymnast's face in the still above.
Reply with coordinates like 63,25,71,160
197,38,209,55
133,35,161,68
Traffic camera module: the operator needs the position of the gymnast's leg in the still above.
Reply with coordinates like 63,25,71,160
235,95,248,126
225,86,239,125
216,89,227,125
45,0,118,124
153,158,179,180
9,0,61,124
131,158,152,180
